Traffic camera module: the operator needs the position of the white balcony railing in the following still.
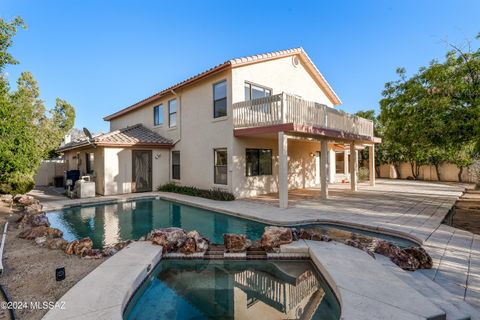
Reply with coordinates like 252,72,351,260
233,92,374,137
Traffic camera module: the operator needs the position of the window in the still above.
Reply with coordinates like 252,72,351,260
244,82,272,101
153,104,164,126
172,151,180,180
246,149,272,176
86,153,94,174
213,80,227,118
214,149,228,185
168,99,177,127
336,152,345,174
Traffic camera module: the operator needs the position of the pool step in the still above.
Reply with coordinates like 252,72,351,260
202,245,269,260
377,255,479,320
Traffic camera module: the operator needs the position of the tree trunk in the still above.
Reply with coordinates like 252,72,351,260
375,165,380,178
410,161,418,179
393,162,401,179
458,166,464,182
434,164,441,181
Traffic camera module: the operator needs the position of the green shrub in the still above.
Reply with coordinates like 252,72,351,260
158,183,235,201
0,172,35,195
358,167,369,182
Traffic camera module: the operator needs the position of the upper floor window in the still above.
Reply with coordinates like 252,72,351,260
213,80,227,118
154,104,164,126
245,82,272,101
168,99,177,127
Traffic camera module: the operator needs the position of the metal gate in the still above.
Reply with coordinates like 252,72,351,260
132,150,152,192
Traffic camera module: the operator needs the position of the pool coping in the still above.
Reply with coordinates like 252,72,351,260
41,192,423,247
41,240,446,320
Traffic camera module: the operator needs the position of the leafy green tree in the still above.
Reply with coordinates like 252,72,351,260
379,34,480,182
0,16,75,194
0,16,25,72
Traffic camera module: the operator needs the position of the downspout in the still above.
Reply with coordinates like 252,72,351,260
170,89,182,145
170,89,181,183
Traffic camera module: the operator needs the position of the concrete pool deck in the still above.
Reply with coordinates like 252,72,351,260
39,179,480,317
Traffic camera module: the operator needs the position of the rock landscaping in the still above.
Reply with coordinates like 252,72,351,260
224,233,250,252
144,225,433,271
3,194,434,271
147,227,210,254
5,193,133,260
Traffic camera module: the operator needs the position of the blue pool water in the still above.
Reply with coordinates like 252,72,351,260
124,260,341,320
47,198,417,249
47,198,266,248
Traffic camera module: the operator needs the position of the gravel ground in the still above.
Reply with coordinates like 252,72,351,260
0,202,105,320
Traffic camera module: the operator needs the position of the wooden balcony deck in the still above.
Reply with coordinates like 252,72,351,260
233,93,375,142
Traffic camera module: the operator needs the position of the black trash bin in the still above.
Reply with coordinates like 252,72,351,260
54,176,64,187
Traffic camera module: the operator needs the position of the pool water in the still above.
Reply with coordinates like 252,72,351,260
47,198,417,249
47,199,266,248
124,260,341,320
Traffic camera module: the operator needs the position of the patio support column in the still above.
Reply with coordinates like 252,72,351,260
369,144,376,186
350,142,358,191
278,131,288,208
344,149,349,174
320,140,329,199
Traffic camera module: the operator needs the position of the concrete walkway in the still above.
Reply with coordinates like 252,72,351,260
39,179,479,312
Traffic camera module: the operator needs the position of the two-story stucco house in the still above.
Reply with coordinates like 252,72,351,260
58,48,379,207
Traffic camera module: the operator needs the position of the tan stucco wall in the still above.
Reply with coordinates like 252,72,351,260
231,55,335,106
103,147,169,195
232,137,321,198
63,147,105,194
106,53,338,196
379,163,475,182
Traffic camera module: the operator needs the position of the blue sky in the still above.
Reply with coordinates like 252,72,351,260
2,0,479,133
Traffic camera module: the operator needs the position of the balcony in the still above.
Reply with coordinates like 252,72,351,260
233,92,374,140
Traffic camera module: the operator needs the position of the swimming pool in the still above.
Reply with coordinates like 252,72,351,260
47,198,416,249
124,260,341,320
47,198,266,248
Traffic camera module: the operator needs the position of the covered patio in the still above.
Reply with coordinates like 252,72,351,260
233,92,380,208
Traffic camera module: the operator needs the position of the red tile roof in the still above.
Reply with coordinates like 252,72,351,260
103,48,341,121
57,124,173,152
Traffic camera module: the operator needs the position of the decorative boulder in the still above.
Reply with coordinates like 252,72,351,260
65,240,78,255
147,227,187,253
260,227,293,250
18,226,63,240
14,195,38,206
102,247,118,257
17,213,50,229
73,237,93,256
64,238,93,256
375,241,420,271
344,239,375,259
186,230,209,252
46,238,68,250
404,247,433,269
299,229,331,242
180,237,197,254
81,248,103,259
195,237,209,252
112,240,131,251
24,203,42,215
224,233,250,252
